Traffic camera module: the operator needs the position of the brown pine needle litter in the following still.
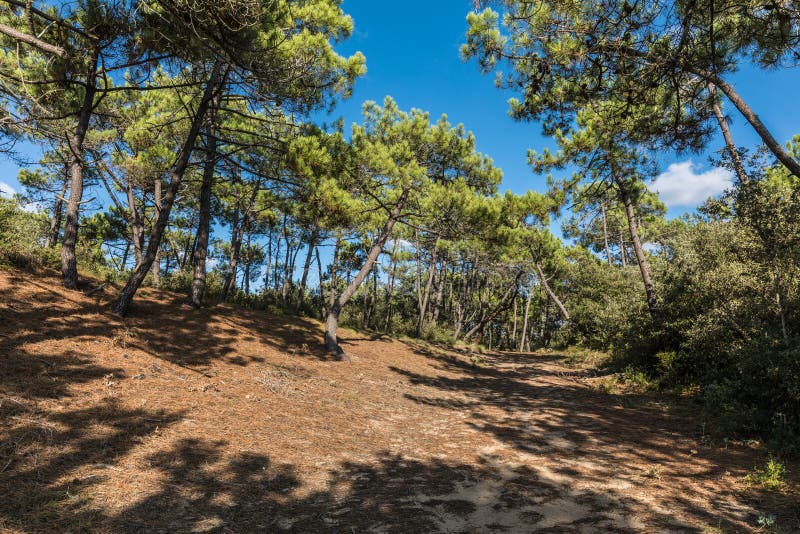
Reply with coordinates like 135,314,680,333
0,268,797,533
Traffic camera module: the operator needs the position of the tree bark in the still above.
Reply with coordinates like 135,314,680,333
112,61,224,316
294,229,318,314
150,177,162,288
188,119,218,308
324,190,408,360
463,271,522,341
707,83,748,183
519,288,531,352
612,170,660,321
601,201,612,265
692,68,800,179
61,49,99,289
46,175,68,248
534,262,570,322
416,242,439,337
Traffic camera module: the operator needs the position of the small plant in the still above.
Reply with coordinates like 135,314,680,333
597,377,617,394
643,464,664,480
756,513,777,530
622,366,655,390
744,458,787,491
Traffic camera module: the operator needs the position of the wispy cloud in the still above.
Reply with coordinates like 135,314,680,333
650,161,733,208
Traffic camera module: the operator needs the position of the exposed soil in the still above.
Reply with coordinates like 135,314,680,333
1,268,797,533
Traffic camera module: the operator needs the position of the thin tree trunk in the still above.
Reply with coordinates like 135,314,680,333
612,170,660,321
519,289,531,353
463,272,522,341
619,232,627,267
46,175,68,248
325,190,408,360
384,238,399,331
151,177,162,288
601,201,612,265
61,49,99,289
244,231,251,295
534,262,570,322
416,243,439,337
113,62,224,316
295,229,318,314
264,229,273,291
692,68,800,179
707,82,748,183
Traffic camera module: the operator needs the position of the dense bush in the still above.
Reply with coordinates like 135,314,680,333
0,197,56,268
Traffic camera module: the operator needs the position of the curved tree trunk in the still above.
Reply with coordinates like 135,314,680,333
324,190,408,360
534,262,570,322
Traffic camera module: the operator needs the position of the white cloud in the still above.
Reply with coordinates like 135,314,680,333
0,181,17,198
650,161,733,208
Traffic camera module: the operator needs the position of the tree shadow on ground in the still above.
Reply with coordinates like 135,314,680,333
1,432,711,533
391,342,800,532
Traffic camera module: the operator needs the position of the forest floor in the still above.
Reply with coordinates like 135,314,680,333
0,267,797,534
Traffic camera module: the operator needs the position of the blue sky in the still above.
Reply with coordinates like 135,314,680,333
3,0,800,221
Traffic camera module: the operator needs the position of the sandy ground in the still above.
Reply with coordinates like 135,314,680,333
0,267,797,533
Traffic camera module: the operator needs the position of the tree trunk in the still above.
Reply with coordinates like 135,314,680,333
692,68,800,179
612,170,660,321
221,208,242,300
534,262,570,322
325,190,408,360
416,243,439,337
384,238,399,331
61,49,99,289
618,232,627,267
519,288,531,352
188,128,217,307
150,177,162,288
113,61,224,316
463,272,522,342
294,229,318,314
707,83,748,183
601,201,612,265
46,175,68,248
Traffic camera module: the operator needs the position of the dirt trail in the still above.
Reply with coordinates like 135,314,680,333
0,268,797,533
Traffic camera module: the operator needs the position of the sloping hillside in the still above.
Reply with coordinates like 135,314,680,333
0,268,796,533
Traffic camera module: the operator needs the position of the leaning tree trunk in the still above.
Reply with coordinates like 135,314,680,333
612,170,660,321
325,190,408,360
707,83,749,183
463,272,523,342
534,262,570,322
188,117,218,308
61,49,99,289
693,68,800,179
113,62,224,316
